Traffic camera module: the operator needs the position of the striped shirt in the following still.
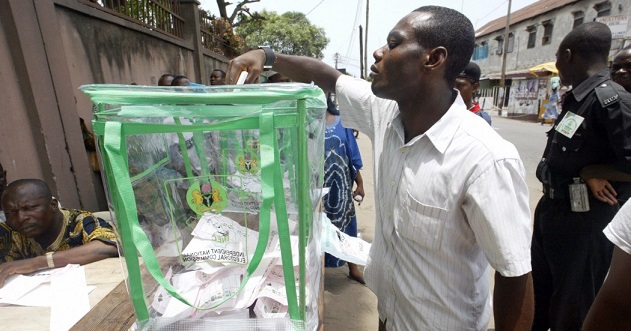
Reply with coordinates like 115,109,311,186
336,75,532,331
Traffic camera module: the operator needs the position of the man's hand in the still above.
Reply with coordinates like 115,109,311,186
226,49,267,85
0,257,44,287
353,185,365,200
585,178,618,205
227,50,341,93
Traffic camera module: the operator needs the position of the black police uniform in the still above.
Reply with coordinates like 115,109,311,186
531,69,631,331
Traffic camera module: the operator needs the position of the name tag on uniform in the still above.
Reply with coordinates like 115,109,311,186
555,112,584,138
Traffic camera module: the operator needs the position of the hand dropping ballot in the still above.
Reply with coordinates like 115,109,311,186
320,213,371,266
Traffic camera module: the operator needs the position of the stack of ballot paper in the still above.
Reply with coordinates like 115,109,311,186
0,265,93,331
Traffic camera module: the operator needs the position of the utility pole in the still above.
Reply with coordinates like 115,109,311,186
365,0,369,79
359,25,364,79
498,0,512,117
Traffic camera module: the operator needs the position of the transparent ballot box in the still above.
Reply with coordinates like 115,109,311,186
81,83,326,330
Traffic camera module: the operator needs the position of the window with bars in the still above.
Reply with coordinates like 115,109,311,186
527,26,536,49
507,33,515,53
573,11,584,29
542,20,553,45
594,1,611,17
495,35,503,55
473,42,489,60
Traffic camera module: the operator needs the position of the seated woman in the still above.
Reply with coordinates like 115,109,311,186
0,179,118,287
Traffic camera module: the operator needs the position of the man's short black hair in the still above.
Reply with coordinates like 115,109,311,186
171,75,191,86
412,6,475,85
2,179,52,202
458,62,481,83
560,22,611,62
212,69,226,77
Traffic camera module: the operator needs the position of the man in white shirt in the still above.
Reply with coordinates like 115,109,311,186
227,5,533,330
583,201,631,331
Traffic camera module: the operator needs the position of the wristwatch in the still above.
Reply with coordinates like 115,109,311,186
258,46,275,71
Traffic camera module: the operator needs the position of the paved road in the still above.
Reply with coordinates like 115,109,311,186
322,114,549,330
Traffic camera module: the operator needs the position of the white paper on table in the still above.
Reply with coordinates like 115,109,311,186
50,265,90,331
0,265,82,307
0,271,50,303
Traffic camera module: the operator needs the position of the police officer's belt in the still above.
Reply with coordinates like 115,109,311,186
543,185,568,199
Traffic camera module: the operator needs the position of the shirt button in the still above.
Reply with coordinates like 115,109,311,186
562,146,567,152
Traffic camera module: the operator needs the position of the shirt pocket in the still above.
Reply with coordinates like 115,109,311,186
397,193,448,250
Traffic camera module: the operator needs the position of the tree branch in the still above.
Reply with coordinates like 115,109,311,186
228,0,260,25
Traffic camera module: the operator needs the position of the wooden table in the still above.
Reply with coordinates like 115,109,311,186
2,255,326,331
0,258,126,331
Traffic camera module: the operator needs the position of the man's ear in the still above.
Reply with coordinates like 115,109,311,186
472,82,480,93
561,48,572,62
423,46,447,71
50,197,58,210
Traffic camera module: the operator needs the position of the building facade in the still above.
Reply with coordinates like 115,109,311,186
474,0,631,118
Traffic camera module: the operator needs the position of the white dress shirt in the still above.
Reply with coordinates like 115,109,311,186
336,75,532,331
604,201,631,254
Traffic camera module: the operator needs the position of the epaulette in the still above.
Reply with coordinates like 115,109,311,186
594,82,620,108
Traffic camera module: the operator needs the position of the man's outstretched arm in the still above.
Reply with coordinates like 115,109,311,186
227,50,342,93
0,241,118,287
494,271,534,331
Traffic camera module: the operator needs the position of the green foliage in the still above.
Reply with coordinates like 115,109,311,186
236,10,329,59
200,9,246,57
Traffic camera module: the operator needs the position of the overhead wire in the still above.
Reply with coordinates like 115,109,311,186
475,0,509,28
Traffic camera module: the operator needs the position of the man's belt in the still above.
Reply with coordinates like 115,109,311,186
543,185,568,199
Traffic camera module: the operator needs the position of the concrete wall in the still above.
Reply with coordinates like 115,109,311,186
0,0,229,210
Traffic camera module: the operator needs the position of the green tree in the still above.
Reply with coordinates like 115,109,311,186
236,10,329,59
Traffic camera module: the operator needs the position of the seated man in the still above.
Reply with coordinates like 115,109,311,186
0,179,118,287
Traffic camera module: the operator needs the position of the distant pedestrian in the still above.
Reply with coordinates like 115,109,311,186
611,45,631,93
531,22,631,331
267,73,291,83
322,97,365,284
210,69,226,86
540,77,560,125
455,61,492,125
157,73,175,86
171,75,191,86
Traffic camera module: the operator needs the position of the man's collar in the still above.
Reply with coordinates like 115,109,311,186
424,93,466,154
570,69,611,102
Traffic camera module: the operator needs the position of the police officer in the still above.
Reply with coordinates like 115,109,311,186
531,22,631,331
